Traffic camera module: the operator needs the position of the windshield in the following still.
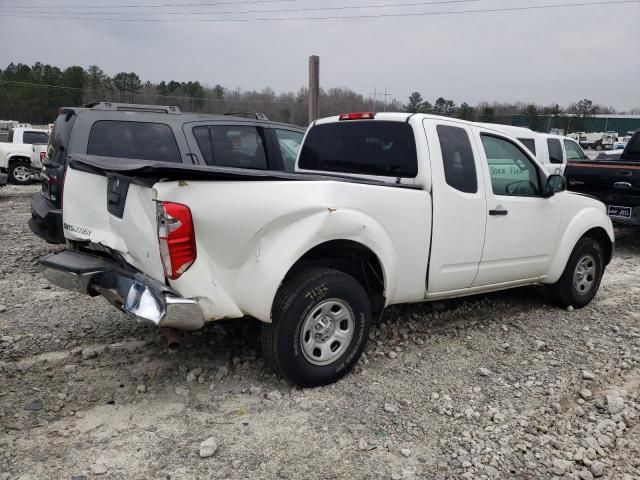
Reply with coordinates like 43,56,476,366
299,121,418,177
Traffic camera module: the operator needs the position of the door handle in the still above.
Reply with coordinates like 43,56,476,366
489,209,508,216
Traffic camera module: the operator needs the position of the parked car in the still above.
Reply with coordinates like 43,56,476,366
39,112,614,387
477,124,588,175
29,102,306,244
0,127,49,184
565,130,640,226
579,132,618,151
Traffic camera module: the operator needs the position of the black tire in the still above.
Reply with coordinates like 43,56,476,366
262,268,371,388
8,161,31,184
547,237,604,309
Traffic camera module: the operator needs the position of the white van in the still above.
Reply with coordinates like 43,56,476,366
477,124,587,175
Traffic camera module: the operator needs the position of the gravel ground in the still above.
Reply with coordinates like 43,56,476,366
1,184,639,480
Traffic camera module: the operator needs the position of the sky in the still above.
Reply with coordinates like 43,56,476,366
0,0,639,110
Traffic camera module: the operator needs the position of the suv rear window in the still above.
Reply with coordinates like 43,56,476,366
87,121,180,162
299,121,418,177
23,131,49,145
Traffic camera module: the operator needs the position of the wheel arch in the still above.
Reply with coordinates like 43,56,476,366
545,209,614,284
232,208,397,323
283,239,386,320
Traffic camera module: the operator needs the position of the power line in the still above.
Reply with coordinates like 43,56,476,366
1,0,637,21
0,0,484,17
0,0,298,9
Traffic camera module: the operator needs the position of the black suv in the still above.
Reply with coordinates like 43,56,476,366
29,102,306,244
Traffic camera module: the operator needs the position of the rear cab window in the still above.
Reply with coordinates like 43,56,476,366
87,121,181,162
299,121,418,177
23,131,49,145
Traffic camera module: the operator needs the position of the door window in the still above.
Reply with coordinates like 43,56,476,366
436,125,477,193
274,129,304,172
547,138,564,164
563,139,587,161
481,134,541,197
193,125,267,169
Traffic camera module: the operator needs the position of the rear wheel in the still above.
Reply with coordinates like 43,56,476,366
8,161,31,184
547,237,604,308
262,268,371,388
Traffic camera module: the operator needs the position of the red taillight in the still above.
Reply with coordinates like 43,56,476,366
40,151,46,161
157,202,196,280
339,112,375,121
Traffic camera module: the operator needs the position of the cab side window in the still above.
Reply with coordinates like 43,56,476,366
436,125,477,194
547,138,564,164
564,139,586,161
481,134,541,197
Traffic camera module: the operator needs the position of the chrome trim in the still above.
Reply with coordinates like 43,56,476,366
40,255,204,331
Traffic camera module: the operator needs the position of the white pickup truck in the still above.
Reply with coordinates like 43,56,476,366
39,112,614,387
0,127,49,184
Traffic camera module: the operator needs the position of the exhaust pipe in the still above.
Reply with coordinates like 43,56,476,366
161,328,181,350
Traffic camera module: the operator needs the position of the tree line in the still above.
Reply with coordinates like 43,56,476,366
0,62,637,130
402,92,634,133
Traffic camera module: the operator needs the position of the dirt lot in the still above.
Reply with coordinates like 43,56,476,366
1,184,639,480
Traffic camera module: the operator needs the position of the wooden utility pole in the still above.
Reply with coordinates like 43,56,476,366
308,55,319,124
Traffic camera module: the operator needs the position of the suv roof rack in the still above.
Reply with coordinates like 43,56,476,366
85,102,182,114
224,112,269,121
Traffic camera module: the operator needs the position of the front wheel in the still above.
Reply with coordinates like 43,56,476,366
547,237,604,308
8,161,31,184
262,268,371,388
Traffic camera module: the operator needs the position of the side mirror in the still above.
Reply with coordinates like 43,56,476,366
543,174,566,198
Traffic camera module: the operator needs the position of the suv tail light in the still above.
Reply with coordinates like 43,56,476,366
40,151,46,162
157,202,196,280
339,112,375,121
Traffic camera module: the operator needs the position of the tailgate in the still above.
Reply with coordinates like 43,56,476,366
565,161,640,207
62,161,165,281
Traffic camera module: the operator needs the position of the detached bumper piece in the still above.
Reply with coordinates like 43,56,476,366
39,250,204,331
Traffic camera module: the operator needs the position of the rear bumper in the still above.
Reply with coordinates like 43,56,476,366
28,192,65,244
39,250,205,331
